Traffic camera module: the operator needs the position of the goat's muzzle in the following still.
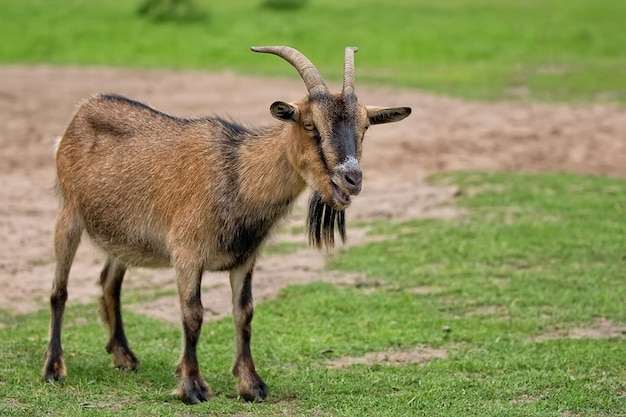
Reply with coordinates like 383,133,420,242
329,161,362,210
330,176,361,209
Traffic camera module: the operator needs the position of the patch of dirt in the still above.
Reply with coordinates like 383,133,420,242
535,318,626,342
0,66,625,324
509,393,547,406
562,411,583,417
325,346,448,369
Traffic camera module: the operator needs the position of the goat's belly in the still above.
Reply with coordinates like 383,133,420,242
114,248,171,268
92,237,250,272
201,253,243,272
86,230,246,271
87,233,172,268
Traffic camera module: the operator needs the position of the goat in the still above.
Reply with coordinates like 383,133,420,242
43,46,411,404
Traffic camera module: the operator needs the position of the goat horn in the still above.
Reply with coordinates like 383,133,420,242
342,46,358,96
251,46,329,96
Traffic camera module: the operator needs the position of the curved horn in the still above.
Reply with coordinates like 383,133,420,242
251,46,328,96
342,46,358,96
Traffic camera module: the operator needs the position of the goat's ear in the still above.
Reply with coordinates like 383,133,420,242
366,106,412,125
270,101,300,122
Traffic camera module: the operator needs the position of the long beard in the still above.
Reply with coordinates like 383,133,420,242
307,191,346,250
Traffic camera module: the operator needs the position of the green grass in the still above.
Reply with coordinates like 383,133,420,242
1,172,625,416
1,0,625,102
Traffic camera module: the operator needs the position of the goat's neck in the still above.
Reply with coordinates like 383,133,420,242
236,125,307,207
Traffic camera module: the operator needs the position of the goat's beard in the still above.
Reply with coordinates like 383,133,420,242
307,191,346,250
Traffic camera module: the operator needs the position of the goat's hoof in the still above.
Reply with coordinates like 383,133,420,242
175,375,211,405
42,354,66,383
238,372,268,402
109,345,140,371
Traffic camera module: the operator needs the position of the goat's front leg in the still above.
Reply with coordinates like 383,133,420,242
174,261,210,404
230,259,268,402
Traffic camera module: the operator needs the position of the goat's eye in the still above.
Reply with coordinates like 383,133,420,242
303,121,315,131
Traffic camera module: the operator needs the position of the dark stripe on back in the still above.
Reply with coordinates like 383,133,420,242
98,94,186,123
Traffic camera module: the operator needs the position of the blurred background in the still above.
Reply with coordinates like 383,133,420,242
1,0,625,103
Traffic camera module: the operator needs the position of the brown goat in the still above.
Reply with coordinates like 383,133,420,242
43,46,411,404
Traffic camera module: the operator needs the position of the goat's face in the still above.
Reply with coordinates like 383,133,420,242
272,93,410,210
253,46,410,211
271,94,365,211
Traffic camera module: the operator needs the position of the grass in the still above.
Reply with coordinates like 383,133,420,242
1,172,625,416
0,0,625,103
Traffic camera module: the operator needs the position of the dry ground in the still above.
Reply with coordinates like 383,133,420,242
1,66,624,325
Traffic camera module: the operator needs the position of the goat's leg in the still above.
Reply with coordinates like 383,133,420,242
230,259,268,402
43,207,82,382
99,257,139,370
174,262,210,404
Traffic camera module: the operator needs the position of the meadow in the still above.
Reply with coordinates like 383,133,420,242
0,0,625,416
0,0,625,102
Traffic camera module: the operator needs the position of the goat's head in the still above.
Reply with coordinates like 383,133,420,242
252,46,411,248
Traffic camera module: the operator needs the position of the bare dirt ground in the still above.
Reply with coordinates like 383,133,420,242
1,66,625,330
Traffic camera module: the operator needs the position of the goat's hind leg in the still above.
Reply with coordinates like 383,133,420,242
230,259,268,402
43,206,82,382
99,256,139,370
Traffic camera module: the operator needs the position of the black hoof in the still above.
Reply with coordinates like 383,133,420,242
177,375,211,405
43,368,66,384
239,373,268,403
108,344,140,371
43,351,66,383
